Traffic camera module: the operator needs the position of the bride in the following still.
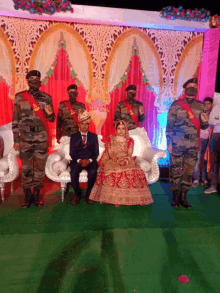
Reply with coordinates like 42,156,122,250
89,120,153,207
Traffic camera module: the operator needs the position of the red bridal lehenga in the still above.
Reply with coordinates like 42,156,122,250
89,134,153,206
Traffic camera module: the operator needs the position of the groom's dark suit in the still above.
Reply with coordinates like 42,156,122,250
70,131,99,200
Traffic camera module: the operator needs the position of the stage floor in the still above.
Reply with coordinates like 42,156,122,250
0,178,220,293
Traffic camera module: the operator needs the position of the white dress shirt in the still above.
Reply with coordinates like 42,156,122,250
208,104,220,133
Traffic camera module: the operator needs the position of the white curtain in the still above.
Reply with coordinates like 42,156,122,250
136,37,161,96
175,41,203,97
33,30,90,91
0,38,12,90
109,37,134,92
33,31,61,80
108,35,161,95
63,31,89,91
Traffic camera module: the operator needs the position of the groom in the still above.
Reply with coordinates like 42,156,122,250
70,110,99,205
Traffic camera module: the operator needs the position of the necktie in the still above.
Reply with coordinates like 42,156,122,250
82,134,87,145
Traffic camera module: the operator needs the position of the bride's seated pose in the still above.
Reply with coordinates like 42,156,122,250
89,120,153,207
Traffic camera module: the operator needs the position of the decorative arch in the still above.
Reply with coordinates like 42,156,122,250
29,23,93,102
0,27,16,99
173,34,204,98
104,28,163,104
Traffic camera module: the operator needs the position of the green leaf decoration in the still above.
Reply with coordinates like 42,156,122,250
42,78,49,85
46,68,53,77
120,73,127,83
143,76,149,84
115,83,123,90
71,70,77,79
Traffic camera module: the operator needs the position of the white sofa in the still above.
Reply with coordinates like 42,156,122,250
0,124,19,202
45,128,167,202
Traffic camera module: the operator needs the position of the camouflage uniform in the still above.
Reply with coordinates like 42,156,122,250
12,89,55,189
56,100,86,141
166,97,208,192
114,99,145,130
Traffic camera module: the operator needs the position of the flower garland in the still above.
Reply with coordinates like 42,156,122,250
160,6,210,22
13,0,74,15
89,98,107,112
210,15,220,28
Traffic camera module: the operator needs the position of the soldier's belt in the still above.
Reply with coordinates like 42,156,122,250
22,126,45,132
184,134,198,139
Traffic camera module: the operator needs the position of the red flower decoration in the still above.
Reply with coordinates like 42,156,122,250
178,275,190,284
173,7,178,12
190,13,194,17
180,12,185,16
167,15,172,19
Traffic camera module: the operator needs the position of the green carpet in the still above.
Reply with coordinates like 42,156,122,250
0,181,220,293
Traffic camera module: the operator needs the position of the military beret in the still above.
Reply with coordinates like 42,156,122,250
125,85,136,91
183,78,197,88
67,84,77,91
26,70,41,79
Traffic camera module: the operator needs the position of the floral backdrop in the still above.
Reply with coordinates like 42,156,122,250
0,16,204,165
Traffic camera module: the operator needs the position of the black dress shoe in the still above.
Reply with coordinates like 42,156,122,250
72,196,80,206
86,199,94,205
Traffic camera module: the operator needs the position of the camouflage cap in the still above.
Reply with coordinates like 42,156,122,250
26,70,41,79
183,78,197,88
67,84,77,91
125,85,136,91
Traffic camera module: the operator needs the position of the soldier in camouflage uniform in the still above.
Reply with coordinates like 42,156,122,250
166,78,209,209
12,70,55,208
56,84,86,143
114,85,145,130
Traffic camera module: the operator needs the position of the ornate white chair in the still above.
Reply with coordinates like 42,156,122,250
45,130,167,202
0,124,19,202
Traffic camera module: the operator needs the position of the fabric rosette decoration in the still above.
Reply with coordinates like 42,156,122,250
160,6,210,22
13,0,74,15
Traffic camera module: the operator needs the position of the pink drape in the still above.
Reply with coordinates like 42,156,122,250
0,81,13,127
199,28,220,100
101,54,158,145
40,48,95,150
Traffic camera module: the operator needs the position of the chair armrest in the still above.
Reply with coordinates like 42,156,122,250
45,152,66,182
143,147,167,163
0,148,19,183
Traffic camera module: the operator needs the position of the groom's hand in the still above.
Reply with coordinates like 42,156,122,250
79,159,90,167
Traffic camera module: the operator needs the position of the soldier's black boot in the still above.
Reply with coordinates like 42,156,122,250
22,188,32,208
33,187,44,207
180,190,192,209
171,190,180,207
